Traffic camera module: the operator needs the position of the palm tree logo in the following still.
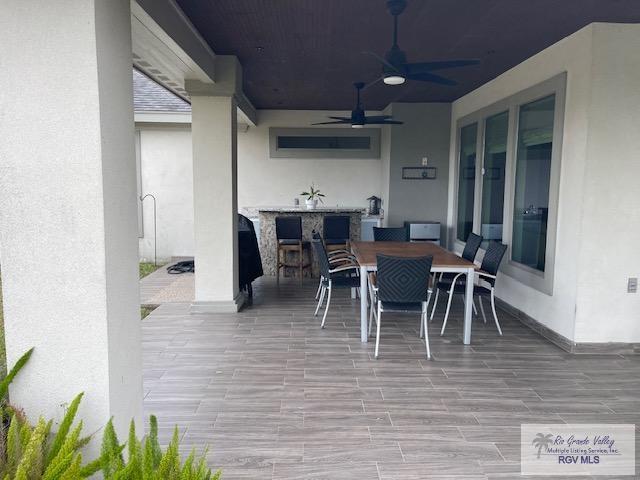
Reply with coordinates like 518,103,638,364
532,433,554,459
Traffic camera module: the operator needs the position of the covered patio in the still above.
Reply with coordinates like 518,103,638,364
1,0,640,478
143,277,640,479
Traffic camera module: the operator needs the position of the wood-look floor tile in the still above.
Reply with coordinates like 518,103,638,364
399,440,503,462
273,462,380,480
443,398,530,413
278,425,371,443
141,277,640,480
377,461,485,479
303,412,392,428
389,411,479,426
363,399,448,413
369,425,463,442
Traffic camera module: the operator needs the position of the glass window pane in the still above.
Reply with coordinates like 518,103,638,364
481,111,508,245
512,95,555,272
277,136,371,149
456,123,477,242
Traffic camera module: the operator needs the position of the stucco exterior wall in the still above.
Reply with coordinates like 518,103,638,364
386,103,451,235
574,24,640,343
137,109,388,261
1,0,142,446
138,107,454,260
137,125,194,261
448,23,640,344
237,110,384,210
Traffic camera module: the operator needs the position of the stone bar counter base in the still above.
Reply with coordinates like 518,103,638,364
258,207,364,277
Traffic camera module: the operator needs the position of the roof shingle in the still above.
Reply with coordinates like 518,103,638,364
133,69,191,113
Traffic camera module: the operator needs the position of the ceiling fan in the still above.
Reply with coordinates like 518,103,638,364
366,0,480,86
312,82,403,128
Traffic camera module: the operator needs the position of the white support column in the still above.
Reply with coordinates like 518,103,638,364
0,0,143,443
187,57,243,313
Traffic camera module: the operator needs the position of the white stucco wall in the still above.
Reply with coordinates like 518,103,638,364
238,110,383,209
386,103,451,230
574,24,640,343
137,125,194,261
137,109,386,260
1,0,142,446
448,23,640,343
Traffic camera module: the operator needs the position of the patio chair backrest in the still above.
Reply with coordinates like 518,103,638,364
480,241,508,286
312,238,332,279
462,232,483,262
276,216,302,240
376,254,432,304
373,226,407,242
323,215,350,243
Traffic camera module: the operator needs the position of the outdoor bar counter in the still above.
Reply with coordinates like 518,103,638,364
258,207,364,276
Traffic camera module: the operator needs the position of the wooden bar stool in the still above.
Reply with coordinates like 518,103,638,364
276,216,311,285
323,215,351,253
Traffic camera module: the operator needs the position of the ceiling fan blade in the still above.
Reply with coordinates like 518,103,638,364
365,119,404,125
327,116,352,121
405,59,480,74
406,71,458,86
364,115,394,122
362,51,401,73
311,120,351,125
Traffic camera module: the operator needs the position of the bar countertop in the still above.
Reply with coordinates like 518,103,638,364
257,206,366,214
257,207,368,277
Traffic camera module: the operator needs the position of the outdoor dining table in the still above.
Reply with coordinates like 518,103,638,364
351,241,478,345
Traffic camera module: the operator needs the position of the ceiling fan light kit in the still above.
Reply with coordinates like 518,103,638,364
383,75,405,85
370,0,480,87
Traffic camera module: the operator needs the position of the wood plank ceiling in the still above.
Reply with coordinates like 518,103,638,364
176,0,640,110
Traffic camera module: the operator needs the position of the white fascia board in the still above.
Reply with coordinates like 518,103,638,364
134,112,192,124
132,1,214,81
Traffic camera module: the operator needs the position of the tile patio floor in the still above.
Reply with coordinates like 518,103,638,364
142,277,640,479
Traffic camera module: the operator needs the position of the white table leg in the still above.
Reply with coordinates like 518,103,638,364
463,267,474,345
360,266,368,343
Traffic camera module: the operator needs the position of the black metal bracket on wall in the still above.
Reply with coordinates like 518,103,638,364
402,167,437,180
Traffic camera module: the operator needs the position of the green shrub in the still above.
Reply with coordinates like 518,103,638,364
99,416,220,480
0,392,100,479
0,349,220,479
0,348,34,402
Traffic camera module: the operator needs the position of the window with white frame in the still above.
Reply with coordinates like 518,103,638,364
453,74,566,294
